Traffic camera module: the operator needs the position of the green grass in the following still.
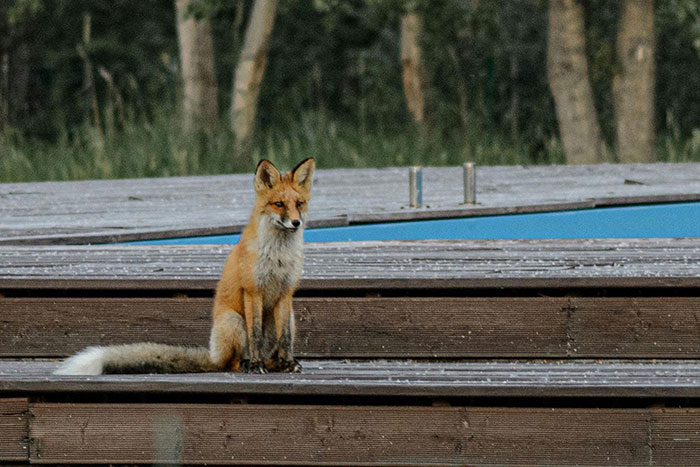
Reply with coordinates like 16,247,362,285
1,110,698,183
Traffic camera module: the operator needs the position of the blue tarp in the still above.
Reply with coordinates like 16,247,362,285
127,202,700,245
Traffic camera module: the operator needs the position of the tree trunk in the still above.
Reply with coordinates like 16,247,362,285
175,0,219,134
0,53,7,131
8,39,29,125
1,10,31,130
613,0,655,162
447,46,468,134
400,12,428,125
509,55,519,143
77,13,101,137
547,0,606,164
231,0,278,158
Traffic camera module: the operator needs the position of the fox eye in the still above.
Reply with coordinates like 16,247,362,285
296,201,305,208
274,201,284,208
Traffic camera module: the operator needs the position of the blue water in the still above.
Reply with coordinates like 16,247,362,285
127,202,700,245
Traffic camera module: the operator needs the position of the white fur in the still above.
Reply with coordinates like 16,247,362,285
54,346,106,375
255,213,304,311
54,343,214,375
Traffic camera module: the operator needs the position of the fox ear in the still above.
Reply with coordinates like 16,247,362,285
254,160,280,192
291,158,315,192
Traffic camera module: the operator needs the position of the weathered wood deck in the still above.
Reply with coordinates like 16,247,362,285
1,239,700,363
2,237,700,464
4,164,700,464
5,360,700,398
3,238,700,290
3,162,700,244
15,401,700,465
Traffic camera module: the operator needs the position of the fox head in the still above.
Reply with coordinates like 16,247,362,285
254,158,315,233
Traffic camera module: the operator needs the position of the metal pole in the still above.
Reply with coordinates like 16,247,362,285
409,166,422,208
463,162,476,204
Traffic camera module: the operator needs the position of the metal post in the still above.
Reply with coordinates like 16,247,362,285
463,162,476,204
409,166,422,208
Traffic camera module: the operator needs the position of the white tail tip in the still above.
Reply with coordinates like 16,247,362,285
54,346,106,375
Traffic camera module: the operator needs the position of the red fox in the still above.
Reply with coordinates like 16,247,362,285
55,158,315,375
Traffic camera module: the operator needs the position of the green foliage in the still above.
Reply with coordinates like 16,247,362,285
0,106,567,182
1,0,700,182
656,0,700,136
1,0,178,137
6,0,42,25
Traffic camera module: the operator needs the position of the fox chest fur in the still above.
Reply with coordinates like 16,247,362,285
254,215,304,311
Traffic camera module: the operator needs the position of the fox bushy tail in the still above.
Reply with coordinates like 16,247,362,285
54,343,221,375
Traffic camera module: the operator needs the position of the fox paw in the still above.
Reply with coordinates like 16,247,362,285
278,358,302,373
242,360,268,374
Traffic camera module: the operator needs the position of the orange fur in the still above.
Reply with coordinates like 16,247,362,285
55,158,314,376
210,158,314,373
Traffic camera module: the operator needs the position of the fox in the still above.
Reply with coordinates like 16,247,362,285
55,158,315,375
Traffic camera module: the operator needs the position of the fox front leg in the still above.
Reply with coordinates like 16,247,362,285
243,291,267,373
274,293,302,373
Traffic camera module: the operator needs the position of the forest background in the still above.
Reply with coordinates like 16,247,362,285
1,0,699,182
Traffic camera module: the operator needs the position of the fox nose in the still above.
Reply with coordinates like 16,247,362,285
291,220,301,228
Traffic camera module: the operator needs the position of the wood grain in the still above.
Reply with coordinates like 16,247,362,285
0,297,213,357
28,403,654,465
2,238,700,290
569,297,700,357
652,409,700,464
3,163,700,244
0,398,28,462
7,360,700,398
296,297,568,357
5,296,700,359
0,297,567,358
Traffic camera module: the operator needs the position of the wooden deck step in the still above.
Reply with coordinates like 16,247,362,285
3,359,700,399
3,238,700,464
2,239,700,361
21,402,700,465
2,238,700,290
4,295,700,359
4,163,700,245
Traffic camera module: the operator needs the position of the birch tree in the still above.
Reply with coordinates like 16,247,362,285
613,0,656,162
400,11,429,125
231,0,277,158
547,0,607,164
175,0,219,133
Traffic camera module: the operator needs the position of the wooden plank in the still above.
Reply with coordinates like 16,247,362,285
7,360,700,398
2,238,700,290
652,409,700,464
28,403,653,465
6,296,700,360
8,296,700,359
0,216,350,246
296,297,568,357
0,297,212,358
0,398,28,462
6,297,700,358
0,297,568,358
569,297,700,357
3,163,700,244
